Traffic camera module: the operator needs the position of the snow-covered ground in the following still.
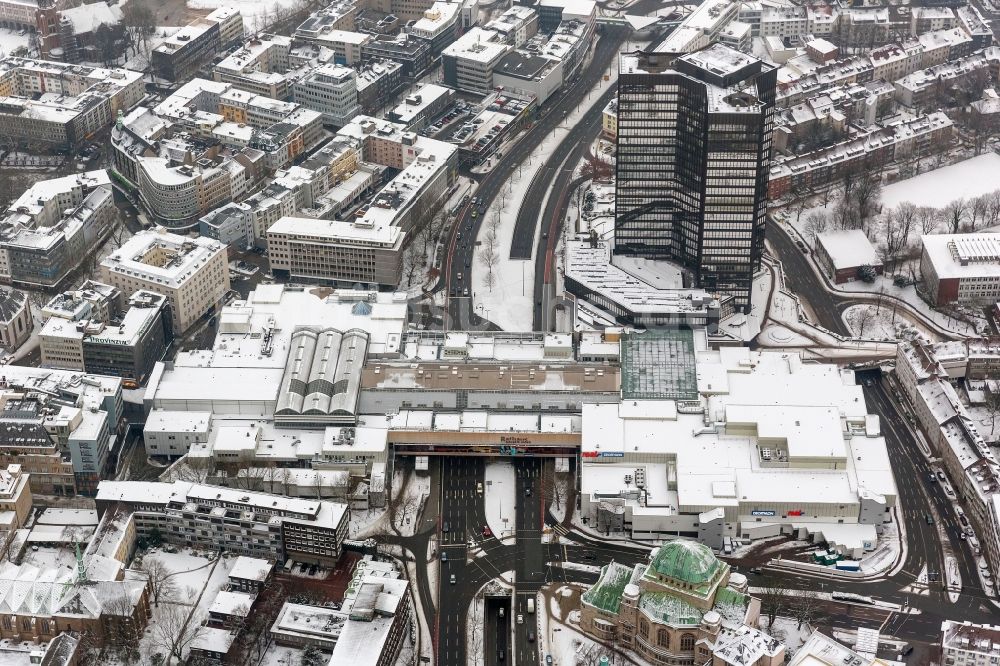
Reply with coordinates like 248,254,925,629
766,617,812,655
842,303,922,341
124,26,182,72
187,0,304,24
485,461,516,541
0,28,30,57
775,209,982,339
137,548,234,663
259,644,304,666
471,45,626,331
881,153,1000,208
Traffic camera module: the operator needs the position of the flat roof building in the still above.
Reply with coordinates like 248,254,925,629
100,229,230,334
921,233,1000,306
96,480,350,565
152,7,244,82
580,344,897,553
442,28,511,94
814,230,883,284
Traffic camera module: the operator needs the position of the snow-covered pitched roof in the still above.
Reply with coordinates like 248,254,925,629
61,1,123,35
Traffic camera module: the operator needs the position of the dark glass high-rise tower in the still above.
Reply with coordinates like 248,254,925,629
614,43,776,312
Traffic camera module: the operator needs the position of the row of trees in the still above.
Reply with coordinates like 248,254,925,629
800,167,1000,275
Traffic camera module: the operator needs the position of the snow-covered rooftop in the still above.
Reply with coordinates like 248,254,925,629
816,230,881,271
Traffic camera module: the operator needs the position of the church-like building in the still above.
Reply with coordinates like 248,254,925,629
580,540,785,666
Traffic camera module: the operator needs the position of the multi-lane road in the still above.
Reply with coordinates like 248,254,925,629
442,23,633,331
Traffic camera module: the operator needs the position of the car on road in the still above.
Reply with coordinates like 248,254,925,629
457,272,463,281
524,484,531,496
482,525,492,537
499,607,504,617
450,574,456,585
546,656,553,665
937,470,946,481
472,210,478,218
517,614,523,625
441,551,448,561
463,288,469,296
528,631,535,642
925,514,934,525
928,472,937,482
582,553,596,561
443,521,450,532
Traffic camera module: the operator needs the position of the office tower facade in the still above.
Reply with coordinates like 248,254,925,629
614,44,776,311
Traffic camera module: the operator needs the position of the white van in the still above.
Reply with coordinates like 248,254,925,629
527,598,535,614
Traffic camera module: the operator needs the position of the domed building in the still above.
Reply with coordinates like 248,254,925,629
580,541,784,666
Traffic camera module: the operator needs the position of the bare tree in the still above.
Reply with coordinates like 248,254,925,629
231,465,267,491
790,591,826,630
971,193,992,231
791,196,810,225
479,247,499,289
256,463,287,494
880,202,915,273
140,558,177,607
102,594,144,662
834,196,859,231
985,386,1000,434
803,210,829,246
944,198,968,234
173,456,213,484
401,242,424,287
985,190,1000,228
848,306,876,338
917,206,939,235
853,172,883,234
756,578,790,629
149,601,205,663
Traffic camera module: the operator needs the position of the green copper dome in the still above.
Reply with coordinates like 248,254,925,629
648,540,722,585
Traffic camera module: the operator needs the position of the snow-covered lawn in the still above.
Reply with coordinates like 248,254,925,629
485,461,516,541
881,153,1000,209
842,303,921,341
137,548,234,663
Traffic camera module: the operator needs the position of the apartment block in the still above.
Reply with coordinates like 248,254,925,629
0,57,142,148
0,368,123,496
0,170,116,288
96,481,350,565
